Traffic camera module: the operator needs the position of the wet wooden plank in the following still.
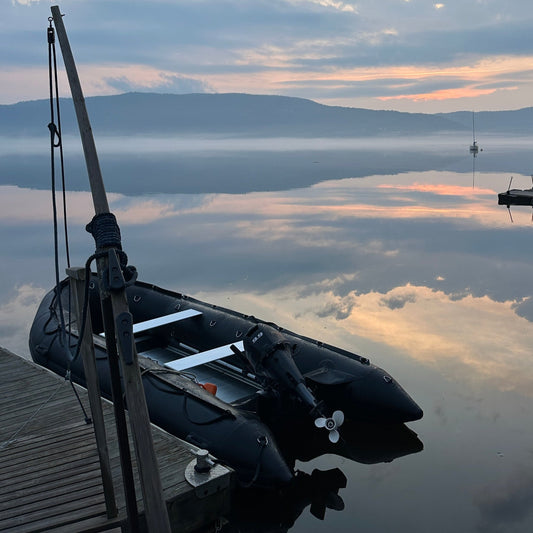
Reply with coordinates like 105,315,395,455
0,346,232,532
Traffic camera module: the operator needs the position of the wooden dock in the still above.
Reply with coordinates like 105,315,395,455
0,347,232,532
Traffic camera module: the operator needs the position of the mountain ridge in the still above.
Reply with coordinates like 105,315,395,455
1,92,532,137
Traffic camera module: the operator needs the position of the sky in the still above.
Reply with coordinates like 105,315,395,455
3,0,533,113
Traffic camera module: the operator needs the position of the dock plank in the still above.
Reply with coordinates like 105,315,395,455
0,347,232,532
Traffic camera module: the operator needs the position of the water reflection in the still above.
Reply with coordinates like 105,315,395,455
3,133,533,194
223,422,422,532
222,468,347,533
1,136,533,531
275,420,423,467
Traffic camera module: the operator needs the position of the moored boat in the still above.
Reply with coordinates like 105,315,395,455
29,272,423,486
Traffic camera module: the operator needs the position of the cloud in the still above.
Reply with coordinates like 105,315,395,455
377,183,496,197
380,291,417,309
0,186,121,224
52,64,216,100
475,465,533,532
5,0,533,112
222,282,533,397
337,286,533,394
0,284,47,358
104,73,215,94
378,86,501,103
287,0,357,13
2,165,533,396
4,1,533,110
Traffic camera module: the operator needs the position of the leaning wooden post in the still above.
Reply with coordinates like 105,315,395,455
51,6,171,532
67,266,118,519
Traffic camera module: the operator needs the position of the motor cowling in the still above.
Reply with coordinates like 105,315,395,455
243,324,320,413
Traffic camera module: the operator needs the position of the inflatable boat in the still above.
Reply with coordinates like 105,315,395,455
29,271,422,487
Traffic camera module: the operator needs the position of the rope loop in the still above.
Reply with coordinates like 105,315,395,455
48,122,61,147
86,212,123,251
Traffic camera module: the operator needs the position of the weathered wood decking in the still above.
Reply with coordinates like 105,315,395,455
0,347,232,532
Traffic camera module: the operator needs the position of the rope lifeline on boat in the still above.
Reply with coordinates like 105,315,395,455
239,435,268,488
141,371,236,424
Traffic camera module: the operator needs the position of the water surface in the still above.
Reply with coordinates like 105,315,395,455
1,136,532,532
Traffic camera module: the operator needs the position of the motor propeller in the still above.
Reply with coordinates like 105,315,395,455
314,410,345,443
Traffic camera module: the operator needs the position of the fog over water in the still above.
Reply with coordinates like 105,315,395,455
1,135,533,532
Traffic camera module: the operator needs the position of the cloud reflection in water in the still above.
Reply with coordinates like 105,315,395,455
2,163,533,531
2,169,533,397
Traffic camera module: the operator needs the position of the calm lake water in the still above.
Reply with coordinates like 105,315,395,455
1,135,533,532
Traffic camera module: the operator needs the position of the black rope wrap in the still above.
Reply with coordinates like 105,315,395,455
86,213,138,284
86,212,123,251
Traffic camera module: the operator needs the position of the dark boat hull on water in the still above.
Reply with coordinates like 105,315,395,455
498,188,533,206
29,275,422,487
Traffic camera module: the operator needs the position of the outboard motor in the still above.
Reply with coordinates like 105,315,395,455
241,324,344,443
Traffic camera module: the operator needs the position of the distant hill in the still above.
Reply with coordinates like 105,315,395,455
0,93,470,138
438,108,533,135
1,92,533,138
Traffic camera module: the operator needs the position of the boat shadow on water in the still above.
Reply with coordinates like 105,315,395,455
222,421,423,532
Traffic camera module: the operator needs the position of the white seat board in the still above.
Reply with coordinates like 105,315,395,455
132,309,202,334
164,341,244,371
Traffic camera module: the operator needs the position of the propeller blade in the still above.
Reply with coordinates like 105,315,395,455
332,410,344,427
326,493,345,511
310,500,326,520
314,417,326,428
329,430,340,443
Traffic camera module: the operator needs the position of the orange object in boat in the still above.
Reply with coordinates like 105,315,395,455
200,382,218,395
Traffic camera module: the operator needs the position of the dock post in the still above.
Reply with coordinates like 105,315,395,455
67,266,118,519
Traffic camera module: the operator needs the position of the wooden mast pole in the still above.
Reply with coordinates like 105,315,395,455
50,6,171,532
49,7,108,215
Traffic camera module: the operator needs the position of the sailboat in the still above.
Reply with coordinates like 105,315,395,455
470,111,482,187
469,112,480,157
29,8,423,488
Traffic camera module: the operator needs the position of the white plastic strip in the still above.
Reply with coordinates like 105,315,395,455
164,341,244,371
132,309,202,334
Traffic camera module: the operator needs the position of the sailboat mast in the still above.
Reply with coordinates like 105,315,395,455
50,5,109,215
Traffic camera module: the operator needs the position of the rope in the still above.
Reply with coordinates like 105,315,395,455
47,20,90,425
67,254,100,368
239,435,268,488
0,380,65,449
86,213,123,251
142,372,235,424
48,20,69,356
66,370,92,424
48,21,70,267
